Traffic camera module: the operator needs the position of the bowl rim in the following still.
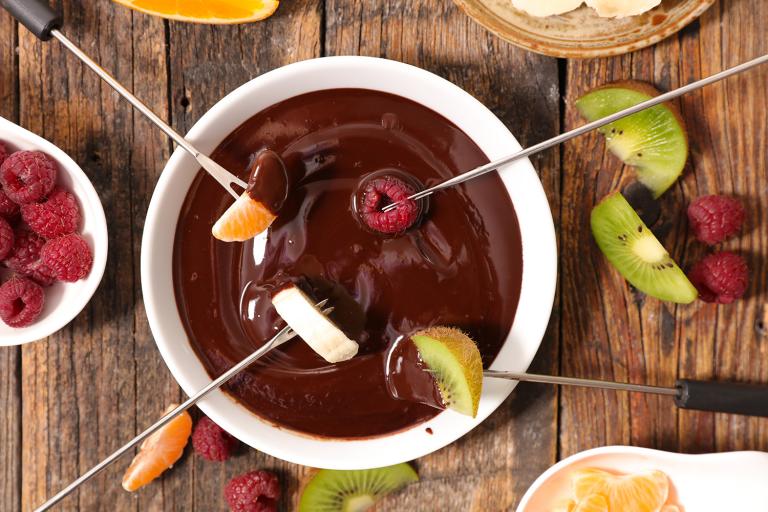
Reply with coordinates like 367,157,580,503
451,0,716,59
0,116,108,346
141,56,557,469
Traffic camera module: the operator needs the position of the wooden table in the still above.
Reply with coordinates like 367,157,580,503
1,1,766,510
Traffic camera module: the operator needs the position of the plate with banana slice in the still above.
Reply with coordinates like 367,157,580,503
452,0,715,58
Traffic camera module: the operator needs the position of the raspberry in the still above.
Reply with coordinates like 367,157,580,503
0,142,8,166
0,217,13,261
688,252,749,304
21,188,80,239
192,416,238,461
0,276,44,327
687,195,745,245
224,470,280,512
358,175,421,234
0,151,57,204
0,189,19,218
4,228,45,275
40,234,92,282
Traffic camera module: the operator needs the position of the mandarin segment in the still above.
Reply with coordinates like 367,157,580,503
121,405,192,492
571,468,670,512
112,0,279,23
574,494,609,512
212,193,277,242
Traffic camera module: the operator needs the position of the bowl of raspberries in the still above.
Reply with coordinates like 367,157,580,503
0,117,107,345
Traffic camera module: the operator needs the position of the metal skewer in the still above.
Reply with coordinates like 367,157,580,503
0,0,247,199
34,303,332,512
383,53,768,212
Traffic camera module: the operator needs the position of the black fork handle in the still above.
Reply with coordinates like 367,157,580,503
676,379,768,417
1,0,62,41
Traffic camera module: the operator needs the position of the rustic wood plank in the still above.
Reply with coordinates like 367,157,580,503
560,0,768,464
166,2,322,511
17,1,170,510
324,1,561,510
0,11,21,512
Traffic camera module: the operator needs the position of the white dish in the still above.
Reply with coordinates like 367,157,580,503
141,56,557,469
0,117,108,346
517,445,768,511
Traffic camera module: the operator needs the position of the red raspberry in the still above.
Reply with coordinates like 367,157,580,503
192,416,238,461
0,142,8,166
688,252,749,304
0,276,44,327
0,217,13,261
0,189,19,218
224,470,280,512
687,195,745,245
4,228,45,275
0,151,57,205
21,188,80,239
358,176,421,235
40,234,92,282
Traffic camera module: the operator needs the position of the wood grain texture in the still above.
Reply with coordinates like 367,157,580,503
0,11,20,512
560,0,768,462
323,2,560,510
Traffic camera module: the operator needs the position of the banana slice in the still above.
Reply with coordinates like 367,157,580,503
585,0,660,17
511,0,583,17
272,285,359,363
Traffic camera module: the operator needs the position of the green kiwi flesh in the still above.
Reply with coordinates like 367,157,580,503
591,192,697,304
576,81,689,198
298,464,419,512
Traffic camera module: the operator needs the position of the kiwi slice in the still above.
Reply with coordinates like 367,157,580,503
298,463,419,512
591,192,697,304
576,81,689,198
411,326,483,418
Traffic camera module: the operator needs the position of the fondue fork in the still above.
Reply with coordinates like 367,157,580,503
1,0,247,199
382,53,768,212
35,302,332,512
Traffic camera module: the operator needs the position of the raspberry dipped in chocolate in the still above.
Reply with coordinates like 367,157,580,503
224,470,280,512
356,172,424,235
687,195,745,245
0,276,44,328
688,251,749,304
0,150,57,204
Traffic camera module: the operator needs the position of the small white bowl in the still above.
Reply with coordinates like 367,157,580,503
142,56,557,469
0,117,108,346
517,446,768,511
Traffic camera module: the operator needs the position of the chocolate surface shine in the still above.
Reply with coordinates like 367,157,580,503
173,89,523,438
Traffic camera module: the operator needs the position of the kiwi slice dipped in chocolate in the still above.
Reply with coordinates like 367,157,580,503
576,81,689,198
591,192,697,304
411,326,484,418
298,464,418,512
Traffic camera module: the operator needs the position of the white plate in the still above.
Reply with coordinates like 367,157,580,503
518,445,768,511
141,56,557,469
0,117,108,346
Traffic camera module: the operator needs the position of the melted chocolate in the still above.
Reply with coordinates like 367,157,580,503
173,89,523,438
385,338,444,410
246,150,289,213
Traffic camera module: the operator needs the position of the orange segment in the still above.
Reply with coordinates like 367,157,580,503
111,0,279,23
212,193,277,242
572,468,669,512
122,405,192,492
574,494,609,512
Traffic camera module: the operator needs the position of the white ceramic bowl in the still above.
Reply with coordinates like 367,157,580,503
142,56,557,469
517,446,768,511
0,117,108,346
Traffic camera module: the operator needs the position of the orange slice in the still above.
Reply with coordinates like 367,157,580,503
574,494,609,512
111,0,279,24
572,468,669,512
212,193,277,242
122,405,192,492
